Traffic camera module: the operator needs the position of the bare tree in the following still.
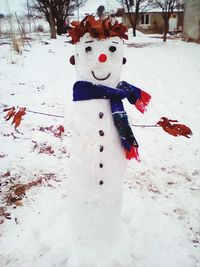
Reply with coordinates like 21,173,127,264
31,0,86,38
96,5,105,20
153,0,183,41
118,0,153,36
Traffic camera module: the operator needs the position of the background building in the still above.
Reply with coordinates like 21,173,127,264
183,0,200,43
122,11,184,34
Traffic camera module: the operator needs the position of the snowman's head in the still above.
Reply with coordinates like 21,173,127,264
69,16,128,88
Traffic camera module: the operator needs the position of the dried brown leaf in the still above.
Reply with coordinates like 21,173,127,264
157,117,192,138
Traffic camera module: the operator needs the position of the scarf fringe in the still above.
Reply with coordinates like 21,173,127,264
126,146,140,161
135,90,151,114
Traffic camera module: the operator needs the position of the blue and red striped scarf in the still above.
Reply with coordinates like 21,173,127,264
73,80,151,161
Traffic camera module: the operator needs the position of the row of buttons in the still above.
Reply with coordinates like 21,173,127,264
99,112,104,186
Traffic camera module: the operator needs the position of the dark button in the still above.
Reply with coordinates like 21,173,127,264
100,145,104,152
99,180,104,185
99,163,103,168
99,112,104,119
99,130,104,136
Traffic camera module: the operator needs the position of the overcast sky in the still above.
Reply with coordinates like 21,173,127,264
0,0,27,14
0,0,121,15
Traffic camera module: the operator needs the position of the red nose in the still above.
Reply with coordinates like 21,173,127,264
98,54,107,63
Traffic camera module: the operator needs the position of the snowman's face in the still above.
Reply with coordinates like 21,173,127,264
74,33,125,88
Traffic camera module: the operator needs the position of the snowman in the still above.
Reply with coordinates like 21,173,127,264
67,16,151,249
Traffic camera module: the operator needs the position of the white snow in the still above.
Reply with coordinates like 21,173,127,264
0,32,200,267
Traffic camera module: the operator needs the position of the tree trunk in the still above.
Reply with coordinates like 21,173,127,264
49,7,56,39
133,27,136,37
56,18,65,35
163,20,169,42
127,12,136,37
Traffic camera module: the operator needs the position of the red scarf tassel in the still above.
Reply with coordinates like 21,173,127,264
135,90,151,114
126,146,140,161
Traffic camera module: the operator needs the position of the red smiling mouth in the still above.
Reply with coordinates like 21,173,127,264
92,71,111,81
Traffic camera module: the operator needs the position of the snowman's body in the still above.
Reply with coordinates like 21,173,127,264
70,99,127,246
68,33,128,247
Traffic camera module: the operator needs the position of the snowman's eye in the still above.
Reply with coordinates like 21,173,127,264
109,46,117,52
85,46,92,53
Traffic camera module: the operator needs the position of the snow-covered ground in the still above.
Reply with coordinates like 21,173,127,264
0,32,200,267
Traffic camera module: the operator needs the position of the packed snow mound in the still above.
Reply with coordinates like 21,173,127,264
128,28,145,37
